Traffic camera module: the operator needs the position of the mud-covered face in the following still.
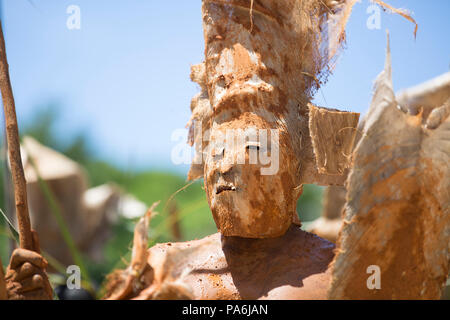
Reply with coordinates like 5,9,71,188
204,113,299,238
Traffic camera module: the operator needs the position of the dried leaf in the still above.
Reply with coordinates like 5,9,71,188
105,201,198,300
397,72,450,118
309,105,360,176
371,0,418,38
328,0,418,65
327,0,360,62
130,201,159,276
104,202,159,300
329,34,450,299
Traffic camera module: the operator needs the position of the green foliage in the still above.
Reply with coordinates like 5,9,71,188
297,185,324,223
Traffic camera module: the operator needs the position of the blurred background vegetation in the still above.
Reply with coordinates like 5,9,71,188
0,102,324,295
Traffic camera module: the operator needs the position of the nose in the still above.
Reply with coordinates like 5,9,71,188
219,161,233,176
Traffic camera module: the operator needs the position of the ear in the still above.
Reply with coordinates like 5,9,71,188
301,104,360,186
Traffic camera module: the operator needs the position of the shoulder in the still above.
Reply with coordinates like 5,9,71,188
285,225,336,259
260,226,335,300
149,232,222,254
147,233,224,271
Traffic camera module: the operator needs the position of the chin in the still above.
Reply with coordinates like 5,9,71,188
211,199,292,238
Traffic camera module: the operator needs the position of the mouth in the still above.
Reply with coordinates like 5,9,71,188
215,184,237,195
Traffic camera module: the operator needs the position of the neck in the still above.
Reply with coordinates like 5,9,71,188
220,224,297,253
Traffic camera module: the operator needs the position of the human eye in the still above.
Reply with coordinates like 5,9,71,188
245,142,260,151
212,146,225,158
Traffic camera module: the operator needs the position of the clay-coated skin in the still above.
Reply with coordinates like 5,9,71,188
146,225,335,300
2,232,53,300
205,112,300,238
4,249,52,300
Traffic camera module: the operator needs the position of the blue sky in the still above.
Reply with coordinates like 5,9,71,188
2,0,449,173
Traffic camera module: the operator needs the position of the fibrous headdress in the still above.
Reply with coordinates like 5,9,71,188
187,0,365,186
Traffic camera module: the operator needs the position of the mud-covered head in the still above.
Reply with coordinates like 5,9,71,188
204,112,302,238
187,0,360,238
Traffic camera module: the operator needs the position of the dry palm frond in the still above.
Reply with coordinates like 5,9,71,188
329,33,449,300
105,201,197,300
371,0,418,38
328,0,417,65
104,202,159,300
130,202,159,275
327,0,359,64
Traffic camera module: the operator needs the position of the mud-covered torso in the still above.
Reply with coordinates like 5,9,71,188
146,225,335,300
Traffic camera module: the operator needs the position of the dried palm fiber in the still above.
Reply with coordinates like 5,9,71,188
307,117,366,242
396,71,450,122
329,33,450,299
105,202,195,300
187,0,360,186
307,138,360,243
311,72,450,243
105,202,158,300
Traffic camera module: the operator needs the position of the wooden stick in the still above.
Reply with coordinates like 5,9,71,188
0,22,33,250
